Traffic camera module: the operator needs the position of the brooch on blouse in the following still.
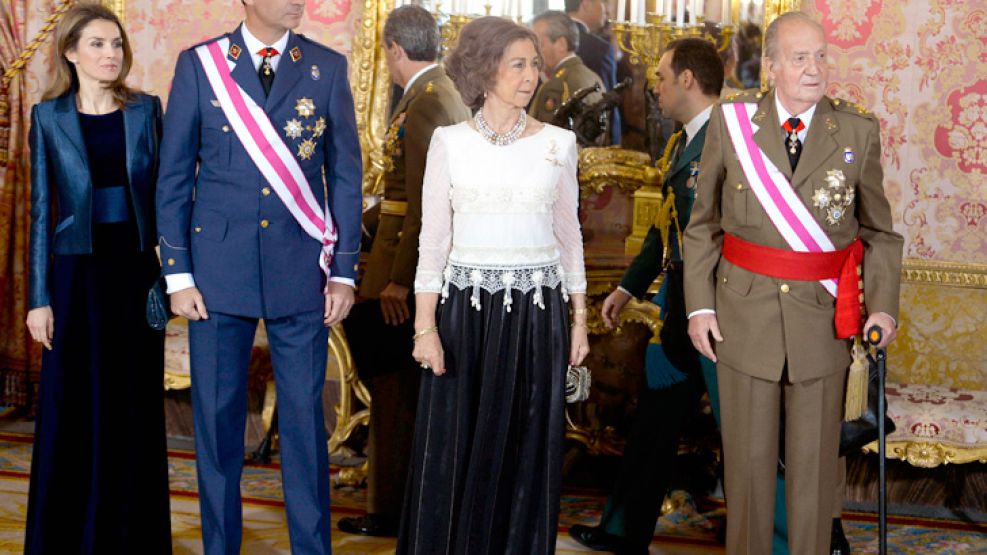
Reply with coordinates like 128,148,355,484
545,138,563,167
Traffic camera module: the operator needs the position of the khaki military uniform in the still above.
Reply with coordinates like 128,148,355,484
344,65,470,522
528,54,604,124
683,89,903,554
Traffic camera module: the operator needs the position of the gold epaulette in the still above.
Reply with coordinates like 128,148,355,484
831,97,876,120
722,87,768,103
554,67,568,79
425,81,434,94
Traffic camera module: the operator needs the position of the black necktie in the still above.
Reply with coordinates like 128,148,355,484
783,117,804,170
257,47,278,96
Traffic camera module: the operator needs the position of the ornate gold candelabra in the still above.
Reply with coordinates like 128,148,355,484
612,14,734,89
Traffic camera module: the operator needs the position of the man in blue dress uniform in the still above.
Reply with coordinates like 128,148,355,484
156,1,362,553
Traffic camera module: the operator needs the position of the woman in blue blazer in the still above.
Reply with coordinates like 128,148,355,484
24,5,171,553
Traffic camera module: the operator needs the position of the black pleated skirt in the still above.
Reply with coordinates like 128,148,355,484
397,283,570,555
24,222,172,555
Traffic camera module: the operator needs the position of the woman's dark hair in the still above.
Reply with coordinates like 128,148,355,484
444,17,541,110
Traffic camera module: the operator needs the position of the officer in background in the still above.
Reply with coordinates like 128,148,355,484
529,11,604,129
338,4,471,538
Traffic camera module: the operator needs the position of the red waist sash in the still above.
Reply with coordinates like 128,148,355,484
722,233,864,338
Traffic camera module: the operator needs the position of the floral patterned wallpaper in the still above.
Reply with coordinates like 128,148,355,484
805,0,987,264
124,0,361,104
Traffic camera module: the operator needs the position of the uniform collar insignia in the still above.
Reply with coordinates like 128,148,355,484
290,47,302,62
228,43,241,61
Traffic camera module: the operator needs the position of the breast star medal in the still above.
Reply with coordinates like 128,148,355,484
297,138,316,160
295,97,315,118
312,117,326,138
284,119,304,139
812,169,854,225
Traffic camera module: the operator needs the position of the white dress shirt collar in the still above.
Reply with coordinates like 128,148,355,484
404,63,439,92
241,22,290,73
683,105,713,147
774,92,816,142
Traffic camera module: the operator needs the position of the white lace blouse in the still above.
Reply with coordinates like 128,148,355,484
414,122,587,310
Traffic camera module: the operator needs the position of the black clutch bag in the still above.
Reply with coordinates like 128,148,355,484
146,275,173,331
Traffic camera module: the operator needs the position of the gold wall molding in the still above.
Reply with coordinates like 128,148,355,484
102,0,125,20
901,259,987,288
350,0,394,195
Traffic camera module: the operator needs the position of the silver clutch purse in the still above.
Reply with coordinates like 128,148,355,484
565,365,591,403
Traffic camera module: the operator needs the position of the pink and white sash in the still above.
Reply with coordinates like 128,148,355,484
195,38,337,280
721,102,838,296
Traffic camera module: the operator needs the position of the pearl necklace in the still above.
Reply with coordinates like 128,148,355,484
474,109,527,146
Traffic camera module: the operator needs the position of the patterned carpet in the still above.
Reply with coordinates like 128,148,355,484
0,432,984,554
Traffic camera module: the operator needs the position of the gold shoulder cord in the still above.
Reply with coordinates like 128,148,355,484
652,131,685,268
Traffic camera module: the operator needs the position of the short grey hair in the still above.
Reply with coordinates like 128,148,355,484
531,10,579,53
383,5,440,62
763,11,824,60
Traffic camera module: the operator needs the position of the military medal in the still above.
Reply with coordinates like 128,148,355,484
843,147,855,164
284,119,304,139
311,65,320,80
313,117,326,138
290,47,302,62
812,169,854,225
297,138,316,160
295,97,315,118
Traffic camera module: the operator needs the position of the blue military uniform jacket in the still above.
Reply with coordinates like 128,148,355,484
156,25,363,319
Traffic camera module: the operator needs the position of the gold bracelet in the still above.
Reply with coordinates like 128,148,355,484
573,308,588,316
413,326,439,341
571,322,587,329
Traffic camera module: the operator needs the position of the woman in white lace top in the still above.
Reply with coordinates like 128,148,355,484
397,16,589,555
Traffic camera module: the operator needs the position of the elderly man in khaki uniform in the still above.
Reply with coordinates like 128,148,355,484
529,10,604,125
339,5,470,537
684,12,903,555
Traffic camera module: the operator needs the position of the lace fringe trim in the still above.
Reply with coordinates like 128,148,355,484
440,263,570,312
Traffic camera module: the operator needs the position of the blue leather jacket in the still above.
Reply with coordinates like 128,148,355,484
29,92,162,309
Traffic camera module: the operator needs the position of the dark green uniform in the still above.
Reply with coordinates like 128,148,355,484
343,65,470,523
596,122,718,553
528,55,604,124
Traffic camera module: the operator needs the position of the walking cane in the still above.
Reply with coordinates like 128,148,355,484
866,325,888,555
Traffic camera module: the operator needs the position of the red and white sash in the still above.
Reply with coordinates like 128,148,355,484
721,102,838,296
195,38,337,280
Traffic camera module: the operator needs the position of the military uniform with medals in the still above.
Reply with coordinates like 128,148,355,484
156,24,363,554
683,89,903,555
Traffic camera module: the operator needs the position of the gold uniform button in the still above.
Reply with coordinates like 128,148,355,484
260,219,270,229
736,183,744,190
222,125,231,132
780,283,790,293
167,258,176,266
722,276,728,283
194,226,202,233
397,231,403,239
353,264,359,271
262,187,271,196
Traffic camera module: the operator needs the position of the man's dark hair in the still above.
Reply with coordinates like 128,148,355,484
665,38,725,97
531,10,579,53
383,5,440,62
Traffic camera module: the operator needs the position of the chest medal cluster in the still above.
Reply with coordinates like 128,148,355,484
812,169,854,226
283,97,325,161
